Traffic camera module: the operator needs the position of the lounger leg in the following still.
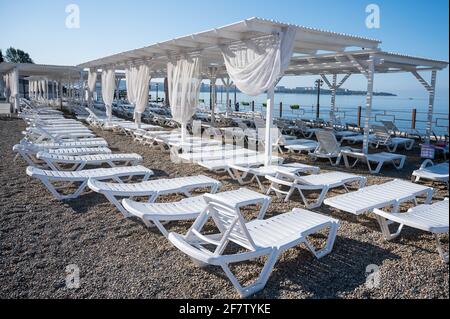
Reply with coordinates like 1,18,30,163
304,221,339,259
374,214,404,241
435,234,449,264
406,141,414,151
41,178,88,200
296,186,329,209
220,250,279,298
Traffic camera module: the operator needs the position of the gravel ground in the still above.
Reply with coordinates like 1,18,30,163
0,116,448,299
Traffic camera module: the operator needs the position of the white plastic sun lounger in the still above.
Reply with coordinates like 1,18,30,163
178,148,257,163
323,179,434,215
285,141,319,154
228,163,320,192
370,125,415,152
373,199,449,263
309,130,360,166
88,175,222,217
266,171,366,209
341,134,376,145
199,155,284,173
13,143,110,166
24,127,97,143
341,151,406,174
412,160,449,188
27,166,153,200
36,152,143,171
168,192,339,297
19,139,108,149
123,188,271,238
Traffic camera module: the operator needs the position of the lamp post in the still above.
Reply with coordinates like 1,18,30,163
155,83,159,104
315,79,324,120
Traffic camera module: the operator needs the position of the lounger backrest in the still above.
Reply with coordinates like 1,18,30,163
381,121,398,133
185,195,258,255
315,130,341,155
372,125,392,143
206,198,257,252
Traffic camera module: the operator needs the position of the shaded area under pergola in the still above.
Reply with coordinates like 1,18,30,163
0,62,83,110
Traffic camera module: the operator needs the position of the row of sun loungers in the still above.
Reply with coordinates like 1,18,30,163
12,103,449,298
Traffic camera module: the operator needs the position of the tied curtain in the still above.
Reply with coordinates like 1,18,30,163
220,26,297,96
101,69,116,124
125,64,151,127
9,71,19,104
42,79,48,101
87,68,97,106
167,56,202,140
3,74,10,101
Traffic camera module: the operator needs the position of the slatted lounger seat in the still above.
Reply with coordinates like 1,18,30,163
178,148,257,163
228,163,320,192
341,134,376,144
412,160,449,188
20,139,108,149
24,128,97,143
123,188,271,239
266,171,366,209
198,155,284,173
88,175,222,216
341,151,406,174
168,191,339,297
36,152,143,171
13,143,110,166
27,166,153,200
373,199,449,263
285,141,319,154
323,179,434,215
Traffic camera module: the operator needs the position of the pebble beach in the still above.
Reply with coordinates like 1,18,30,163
0,116,448,299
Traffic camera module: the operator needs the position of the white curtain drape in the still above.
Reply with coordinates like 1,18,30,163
87,68,97,106
220,26,296,96
167,56,202,140
125,66,137,106
10,71,19,104
101,69,116,124
126,64,151,127
3,74,9,100
43,79,48,101
39,80,44,100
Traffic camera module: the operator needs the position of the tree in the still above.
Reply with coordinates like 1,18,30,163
0,49,3,63
4,47,34,63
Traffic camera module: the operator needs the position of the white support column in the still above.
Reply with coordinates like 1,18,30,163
211,78,217,126
426,71,437,144
80,71,85,105
321,73,351,127
412,70,437,144
264,85,275,167
221,77,233,117
363,58,376,154
13,67,19,113
115,77,121,103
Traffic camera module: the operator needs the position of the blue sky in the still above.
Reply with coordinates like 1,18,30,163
1,0,448,99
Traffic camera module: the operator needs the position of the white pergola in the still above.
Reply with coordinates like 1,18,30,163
0,62,83,111
284,50,448,149
78,17,448,163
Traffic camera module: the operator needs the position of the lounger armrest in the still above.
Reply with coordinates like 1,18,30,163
420,159,435,170
265,175,295,187
273,169,302,182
